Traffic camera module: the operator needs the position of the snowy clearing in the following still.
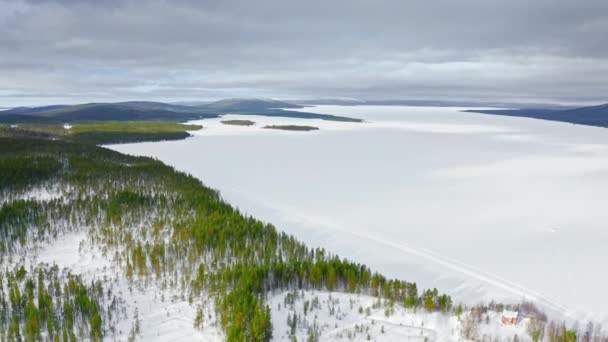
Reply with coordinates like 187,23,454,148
268,289,532,342
3,229,223,342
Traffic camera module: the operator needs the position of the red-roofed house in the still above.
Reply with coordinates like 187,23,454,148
501,310,518,325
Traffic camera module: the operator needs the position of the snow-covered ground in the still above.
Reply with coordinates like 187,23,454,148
10,230,224,341
268,290,531,342
3,218,534,341
1,222,536,341
110,105,608,327
0,185,64,206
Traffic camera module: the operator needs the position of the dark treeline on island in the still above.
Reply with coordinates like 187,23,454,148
220,120,256,126
263,125,319,131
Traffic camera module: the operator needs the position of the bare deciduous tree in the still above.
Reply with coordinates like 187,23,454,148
462,312,479,340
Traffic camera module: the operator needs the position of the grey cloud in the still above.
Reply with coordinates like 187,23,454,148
1,0,607,106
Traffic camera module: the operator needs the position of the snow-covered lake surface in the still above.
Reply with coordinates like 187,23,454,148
109,105,608,325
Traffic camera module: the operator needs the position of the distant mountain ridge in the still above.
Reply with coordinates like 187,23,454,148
202,98,302,110
290,98,571,109
0,101,214,123
4,98,605,126
464,103,608,128
0,98,361,123
3,105,69,114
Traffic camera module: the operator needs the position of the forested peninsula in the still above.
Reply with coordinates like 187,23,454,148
0,136,452,341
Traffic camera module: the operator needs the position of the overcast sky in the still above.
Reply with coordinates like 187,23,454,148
1,0,607,106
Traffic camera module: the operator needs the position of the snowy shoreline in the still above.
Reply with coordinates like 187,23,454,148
109,105,608,330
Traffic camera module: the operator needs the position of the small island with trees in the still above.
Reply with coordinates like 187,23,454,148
220,119,256,126
263,125,319,131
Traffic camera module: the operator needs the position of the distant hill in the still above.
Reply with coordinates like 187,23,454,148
290,99,569,109
201,98,302,111
2,105,69,114
290,99,368,106
0,114,57,124
0,98,362,123
194,98,360,121
0,102,217,123
170,101,213,106
464,103,608,128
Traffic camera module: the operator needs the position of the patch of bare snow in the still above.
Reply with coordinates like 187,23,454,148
1,186,64,206
26,231,223,341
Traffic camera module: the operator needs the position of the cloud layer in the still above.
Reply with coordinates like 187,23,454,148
1,0,607,106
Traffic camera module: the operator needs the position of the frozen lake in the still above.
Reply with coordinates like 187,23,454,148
109,105,608,324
